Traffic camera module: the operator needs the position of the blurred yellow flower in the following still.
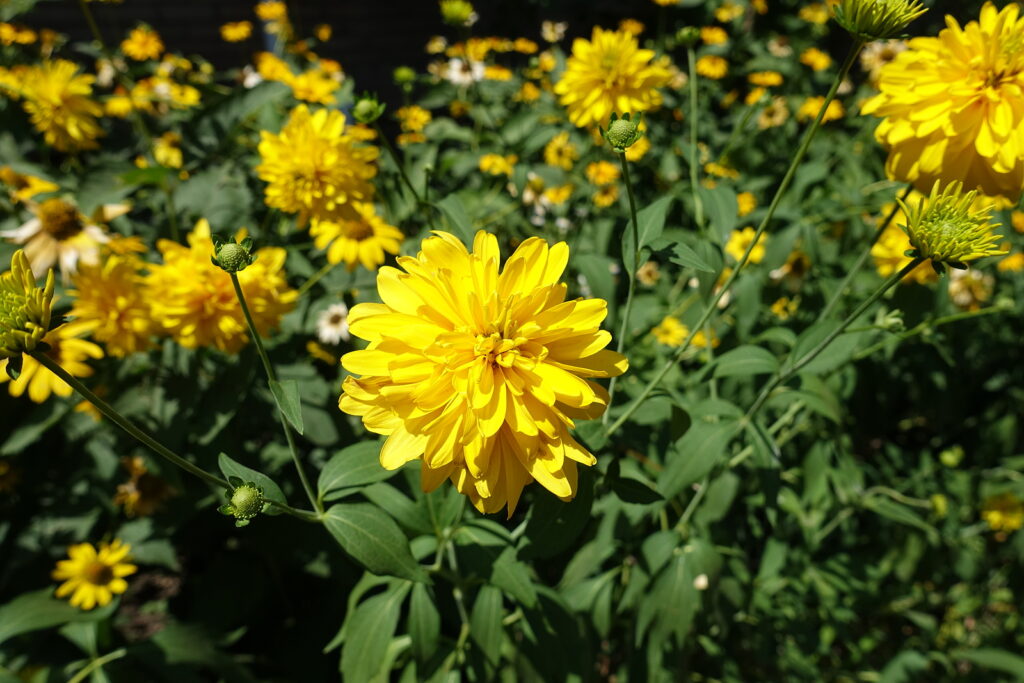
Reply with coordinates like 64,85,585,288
737,191,757,216
619,19,645,36
554,27,671,128
479,153,517,176
799,3,830,24
593,184,619,208
770,296,799,320
1014,211,1024,233
796,95,844,123
696,55,728,80
586,161,620,186
800,47,832,71
543,131,579,171
701,26,728,45
153,131,182,168
715,1,745,22
543,184,573,205
625,134,651,161
52,540,136,611
121,26,163,61
484,65,513,81
396,105,431,133
255,1,287,21
515,82,541,102
16,60,103,152
998,252,1024,272
69,252,154,357
257,104,379,225
289,69,340,104
144,220,297,353
309,202,403,272
339,231,627,515
0,166,58,203
981,492,1024,534
862,3,1024,202
0,320,103,403
652,316,719,348
314,23,332,41
725,227,766,263
758,96,789,129
220,21,253,42
748,70,783,87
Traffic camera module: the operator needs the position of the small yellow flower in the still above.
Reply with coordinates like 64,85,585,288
592,184,619,208
757,96,789,129
770,296,799,320
15,60,104,152
309,202,403,272
696,55,728,80
1013,211,1024,234
543,184,574,206
981,492,1024,535
705,162,739,179
543,132,579,171
52,540,136,610
799,3,830,24
255,1,288,22
997,252,1024,272
652,315,687,346
220,21,253,42
619,19,645,36
515,82,541,102
479,153,517,176
121,26,163,61
745,87,767,106
288,69,340,105
637,261,661,286
153,131,183,168
0,320,103,403
585,161,620,186
800,47,833,71
700,26,728,45
396,105,431,133
737,191,757,217
748,70,783,87
796,95,844,123
725,227,766,263
314,23,332,41
715,1,745,22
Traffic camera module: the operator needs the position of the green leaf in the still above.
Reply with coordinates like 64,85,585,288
573,253,616,303
659,419,740,499
713,345,779,378
217,453,287,515
456,524,538,608
269,379,304,435
0,589,114,645
340,583,409,682
436,194,474,244
610,476,663,505
951,648,1024,677
667,241,714,272
864,497,939,543
408,583,440,663
317,440,394,502
521,469,595,560
623,196,673,268
323,503,428,582
470,585,504,666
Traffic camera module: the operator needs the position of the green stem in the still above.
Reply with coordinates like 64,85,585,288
687,47,704,228
373,121,423,205
67,649,128,683
162,181,181,244
604,40,865,438
745,258,923,421
820,184,912,318
76,0,107,51
604,151,642,423
297,261,335,297
851,304,1008,361
230,273,322,514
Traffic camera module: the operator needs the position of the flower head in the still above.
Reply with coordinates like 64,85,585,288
220,21,253,42
0,250,54,359
982,492,1024,534
68,251,153,357
317,302,351,345
257,105,379,225
862,3,1024,201
543,131,579,170
832,0,926,42
309,202,403,272
339,231,628,515
52,540,136,610
121,25,164,61
17,59,104,152
1,320,103,403
898,182,1006,268
554,27,671,128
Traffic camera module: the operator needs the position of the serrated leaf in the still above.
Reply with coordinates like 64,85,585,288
269,379,304,435
323,503,428,582
217,452,287,515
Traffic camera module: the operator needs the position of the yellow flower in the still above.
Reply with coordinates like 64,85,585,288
715,1,745,22
0,250,55,359
799,3,830,24
113,456,175,517
339,231,628,515
68,252,154,357
592,184,619,208
701,26,728,45
314,23,332,41
652,316,686,346
997,252,1024,272
220,21,253,42
396,105,431,133
737,191,757,216
255,52,292,82
862,3,1024,202
397,132,426,146
725,226,766,263
981,492,1024,534
624,135,651,161
872,223,936,286
153,131,183,168
543,184,574,205
770,296,799,320
585,161,620,186
554,27,672,128
706,161,739,179
543,132,579,171
797,95,844,123
121,26,163,61
255,1,288,21
52,540,136,611
619,19,645,36
1014,211,1024,233
16,60,103,152
0,166,58,203
144,220,297,353
636,261,660,286
0,23,36,45
289,69,340,104
696,55,728,80
748,70,783,87
757,96,789,129
515,82,541,102
0,320,103,403
800,47,832,71
309,202,403,272
479,153,517,176
257,104,379,225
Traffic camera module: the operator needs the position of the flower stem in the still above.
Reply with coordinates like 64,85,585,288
744,257,924,421
820,184,913,318
372,121,423,205
297,261,335,297
604,39,865,438
851,303,1008,362
687,46,704,228
604,151,642,423
230,273,322,515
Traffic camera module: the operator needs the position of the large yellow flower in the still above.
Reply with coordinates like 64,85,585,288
52,540,136,610
0,320,103,403
554,27,672,128
144,220,297,353
256,105,379,225
862,3,1024,202
69,252,154,357
339,231,628,515
309,202,403,271
17,60,104,152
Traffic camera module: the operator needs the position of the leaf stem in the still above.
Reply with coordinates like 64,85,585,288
687,46,704,228
373,121,423,205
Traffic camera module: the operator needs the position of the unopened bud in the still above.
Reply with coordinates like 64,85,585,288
603,113,644,153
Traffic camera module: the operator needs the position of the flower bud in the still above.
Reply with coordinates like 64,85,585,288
219,481,265,527
439,0,477,27
0,250,55,360
352,94,385,124
676,26,701,47
393,66,416,86
211,235,255,273
603,113,644,153
832,0,927,42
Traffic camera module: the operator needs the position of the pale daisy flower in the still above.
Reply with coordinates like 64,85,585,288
316,302,351,345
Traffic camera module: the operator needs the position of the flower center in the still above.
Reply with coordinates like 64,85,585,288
343,219,374,241
473,331,526,368
83,561,114,586
38,199,82,240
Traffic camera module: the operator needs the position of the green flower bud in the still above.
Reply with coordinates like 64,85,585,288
211,235,256,274
0,250,55,360
939,445,964,468
353,94,385,124
439,0,476,27
393,66,416,86
603,113,644,153
219,481,265,527
676,26,701,47
833,0,927,42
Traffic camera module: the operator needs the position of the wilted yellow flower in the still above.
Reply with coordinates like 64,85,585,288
554,27,671,128
585,161,620,186
981,492,1024,534
543,132,579,171
144,220,297,353
748,70,783,87
636,261,660,286
800,47,832,71
309,202,403,272
479,153,517,176
0,250,54,359
339,231,627,515
68,252,154,357
862,3,1024,202
15,60,103,152
696,55,728,80
52,540,136,611
737,191,757,216
797,95,844,123
725,226,767,263
0,320,102,403
113,456,175,517
121,26,163,61
257,104,379,225
701,26,728,45
220,21,253,42
592,184,619,208
898,182,1006,266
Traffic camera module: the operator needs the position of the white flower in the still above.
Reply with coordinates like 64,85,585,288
316,303,350,345
242,65,263,89
444,58,484,86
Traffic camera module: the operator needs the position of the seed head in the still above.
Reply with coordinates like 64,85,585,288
603,113,644,153
211,235,256,273
219,480,265,527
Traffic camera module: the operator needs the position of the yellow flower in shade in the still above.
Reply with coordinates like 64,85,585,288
737,191,757,216
554,27,672,128
314,23,332,41
220,21,253,42
17,60,104,152
309,202,403,272
68,252,154,357
113,456,175,517
255,1,287,21
585,161,620,186
748,70,783,87
153,131,182,168
338,231,628,515
800,47,832,71
770,296,799,320
701,26,728,45
725,227,766,263
0,321,103,403
757,96,789,129
144,220,297,353
861,3,1024,202
797,96,844,123
52,540,136,610
592,184,619,208
981,492,1024,535
479,153,517,176
257,104,379,225
898,182,1006,267
0,166,58,203
543,132,579,171
696,55,728,80
715,1,744,22
0,250,55,359
121,26,163,61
